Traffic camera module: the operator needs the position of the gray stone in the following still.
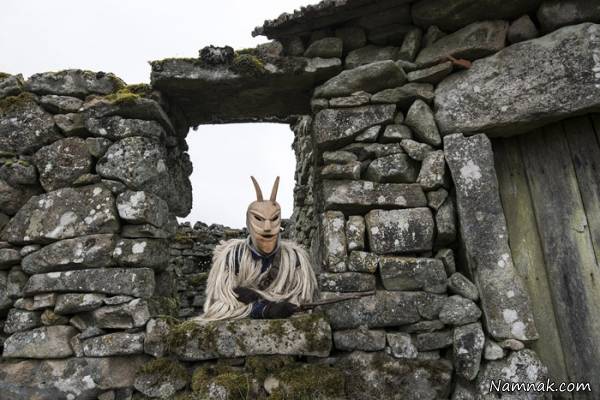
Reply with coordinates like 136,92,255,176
321,180,426,213
435,196,457,246
476,350,548,398
0,248,20,269
416,330,453,351
313,104,396,149
448,273,479,301
82,332,145,356
394,112,405,124
121,224,172,239
0,178,41,216
348,251,378,273
365,208,434,254
314,60,407,98
343,142,404,160
22,234,116,274
69,314,95,331
407,62,453,84
320,290,420,329
334,327,386,351
379,257,447,291
92,299,150,329
398,28,422,62
103,295,134,305
400,320,446,333
439,295,482,325
498,339,526,351
329,91,371,107
341,351,452,400
371,82,434,106
345,215,365,251
0,159,38,186
405,100,441,147
411,0,538,32
19,244,40,257
116,190,168,227
320,161,361,179
454,322,485,380
507,15,539,44
537,0,600,32
386,332,418,359
365,153,419,183
319,272,375,292
144,318,170,357
418,151,448,190
101,179,127,195
335,27,367,51
24,268,155,298
320,211,347,272
169,313,331,361
417,293,448,320
435,248,456,275
85,137,112,158
53,113,88,136
380,124,413,143
134,359,188,399
0,93,61,154
26,70,123,98
1,184,119,245
7,268,27,299
0,74,24,99
416,20,508,67
400,139,433,161
355,125,381,142
423,25,446,48
85,116,166,141
304,37,343,58
483,339,505,360
41,309,69,326
0,271,13,312
4,309,42,333
0,356,148,399
445,133,538,340
54,293,107,314
2,325,77,358
38,95,83,113
345,46,401,69
436,24,600,136
323,150,357,165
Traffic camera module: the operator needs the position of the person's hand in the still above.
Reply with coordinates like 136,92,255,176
233,287,262,304
262,301,298,319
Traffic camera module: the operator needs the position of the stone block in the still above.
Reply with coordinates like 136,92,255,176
2,325,77,358
82,332,145,356
379,257,447,291
321,211,347,272
365,208,434,254
333,327,386,351
318,272,376,292
34,137,93,191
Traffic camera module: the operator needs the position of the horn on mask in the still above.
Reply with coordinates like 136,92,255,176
270,176,280,202
250,176,264,201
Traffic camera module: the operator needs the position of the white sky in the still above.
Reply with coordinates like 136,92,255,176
0,0,315,228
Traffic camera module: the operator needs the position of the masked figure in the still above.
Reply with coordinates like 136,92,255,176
200,176,317,321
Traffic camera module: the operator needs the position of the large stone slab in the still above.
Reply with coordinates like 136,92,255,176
416,20,508,67
411,0,540,32
314,60,407,99
26,70,124,98
321,180,426,213
34,137,93,191
23,268,155,298
166,313,331,361
21,234,116,274
320,211,347,272
444,133,538,340
1,184,120,245
435,23,600,136
319,291,420,329
379,257,447,291
82,332,145,356
0,356,149,400
537,0,600,32
313,104,395,149
2,325,77,358
365,208,435,254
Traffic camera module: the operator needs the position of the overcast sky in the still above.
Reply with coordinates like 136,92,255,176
0,0,315,228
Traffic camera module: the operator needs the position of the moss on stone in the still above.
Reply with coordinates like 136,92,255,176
148,296,180,318
289,313,331,354
231,54,266,77
136,357,189,383
173,232,194,245
192,366,251,399
125,83,153,98
188,273,208,287
102,88,141,105
166,320,219,353
269,363,346,400
264,319,288,339
0,72,11,79
245,355,295,380
0,92,36,115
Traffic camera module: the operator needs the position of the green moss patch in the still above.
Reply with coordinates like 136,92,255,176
102,88,141,105
289,313,331,354
231,54,266,77
166,320,218,353
0,92,36,115
192,365,252,399
136,357,189,382
269,363,345,400
0,72,12,80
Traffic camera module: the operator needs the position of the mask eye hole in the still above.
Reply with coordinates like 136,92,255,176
254,215,264,222
271,215,280,222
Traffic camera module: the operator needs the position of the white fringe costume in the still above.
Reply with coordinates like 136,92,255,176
200,238,318,321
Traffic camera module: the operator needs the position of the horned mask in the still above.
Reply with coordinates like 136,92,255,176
247,176,281,255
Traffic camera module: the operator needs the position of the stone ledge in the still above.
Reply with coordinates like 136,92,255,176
150,313,332,361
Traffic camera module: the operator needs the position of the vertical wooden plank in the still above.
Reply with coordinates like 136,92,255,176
493,137,569,384
519,124,600,397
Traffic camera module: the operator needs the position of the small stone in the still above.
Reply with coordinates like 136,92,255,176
507,15,539,44
380,124,412,143
407,62,453,84
355,125,381,142
38,95,83,113
348,251,379,273
113,238,169,270
439,295,482,325
34,137,93,191
134,358,189,398
329,91,371,108
345,215,366,251
85,116,165,141
365,208,434,254
319,272,375,292
334,327,386,351
448,273,479,301
394,112,405,124
405,100,441,147
32,293,57,309
365,153,419,183
345,45,401,69
320,161,361,179
55,293,107,314
19,245,39,258
310,98,328,112
92,299,150,329
498,338,525,351
423,26,446,48
435,248,456,276
85,137,113,158
78,326,106,340
103,295,134,305
371,83,434,106
453,322,485,380
72,173,101,186
401,138,433,161
116,190,169,228
398,28,423,62
379,257,447,292
82,332,145,356
0,248,20,269
41,309,69,325
335,27,367,51
416,330,453,351
0,74,24,99
386,332,418,358
0,159,38,186
53,113,88,136
435,196,457,246
426,188,448,211
144,318,170,357
69,314,95,331
323,150,358,165
4,309,42,333
304,37,343,58
7,268,27,299
400,320,445,333
2,325,77,358
321,211,347,272
484,339,505,360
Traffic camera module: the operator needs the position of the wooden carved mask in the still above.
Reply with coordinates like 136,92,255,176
246,176,281,255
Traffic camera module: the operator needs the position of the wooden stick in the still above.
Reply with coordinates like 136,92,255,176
299,290,376,310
